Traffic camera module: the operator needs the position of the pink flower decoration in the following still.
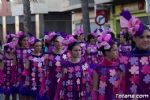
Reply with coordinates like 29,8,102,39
38,67,43,73
100,76,107,82
128,17,141,36
140,57,149,65
99,81,107,88
142,66,150,74
109,69,116,77
48,32,56,41
62,35,76,46
75,66,80,71
55,61,61,67
16,31,24,38
129,65,139,75
130,75,139,84
68,67,74,73
119,56,129,64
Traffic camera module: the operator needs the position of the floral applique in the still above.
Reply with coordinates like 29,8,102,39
140,57,148,65
130,84,137,93
100,76,107,82
68,67,74,73
55,61,61,67
82,63,89,71
130,75,139,84
129,57,139,65
119,56,129,64
109,69,116,77
99,81,107,88
62,54,67,60
76,72,81,77
98,87,105,95
129,65,139,75
55,55,61,61
142,66,150,74
109,76,117,85
75,66,80,71
143,74,150,84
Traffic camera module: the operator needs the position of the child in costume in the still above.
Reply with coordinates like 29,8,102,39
15,31,31,100
54,40,91,100
44,33,68,100
92,33,122,100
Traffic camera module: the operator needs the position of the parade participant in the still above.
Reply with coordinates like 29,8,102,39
20,39,48,100
54,41,91,100
3,42,17,100
44,33,68,100
119,10,150,99
118,31,131,55
92,33,122,100
15,31,31,100
85,33,101,69
74,26,87,57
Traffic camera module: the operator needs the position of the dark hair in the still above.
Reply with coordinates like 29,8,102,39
68,42,80,51
6,35,14,43
33,39,41,46
18,35,28,47
73,35,78,40
51,35,59,42
98,41,116,56
143,25,150,32
108,32,116,40
87,34,95,43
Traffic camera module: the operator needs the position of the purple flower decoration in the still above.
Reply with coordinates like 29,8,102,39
130,84,137,93
62,81,66,86
55,55,61,61
67,92,73,97
140,57,149,65
109,76,116,85
98,87,105,95
68,73,73,79
129,57,139,65
75,72,81,78
143,74,150,84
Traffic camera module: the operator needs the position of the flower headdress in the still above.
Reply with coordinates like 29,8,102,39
44,32,57,43
28,33,36,46
16,31,25,38
120,9,144,36
62,35,77,46
97,30,112,50
3,41,17,49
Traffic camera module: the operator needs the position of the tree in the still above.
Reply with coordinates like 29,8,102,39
22,0,32,34
81,0,91,34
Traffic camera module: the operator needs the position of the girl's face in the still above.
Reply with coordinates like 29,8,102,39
34,41,42,53
70,45,81,58
21,37,29,48
133,30,150,50
106,44,119,60
90,38,96,44
54,37,62,48
78,34,85,41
